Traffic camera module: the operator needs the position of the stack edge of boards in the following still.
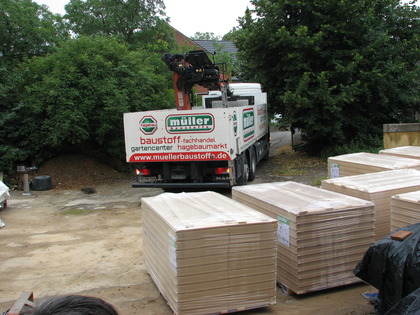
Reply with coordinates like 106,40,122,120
322,169,420,240
379,146,420,160
142,191,277,315
232,181,375,295
391,191,420,230
327,152,420,178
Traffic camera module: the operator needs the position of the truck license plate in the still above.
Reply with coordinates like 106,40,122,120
137,176,158,183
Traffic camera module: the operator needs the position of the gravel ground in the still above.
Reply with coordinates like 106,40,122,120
0,137,377,315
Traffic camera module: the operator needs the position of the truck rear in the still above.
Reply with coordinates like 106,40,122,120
124,83,270,189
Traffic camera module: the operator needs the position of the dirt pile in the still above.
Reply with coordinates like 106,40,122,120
34,147,328,191
37,155,131,190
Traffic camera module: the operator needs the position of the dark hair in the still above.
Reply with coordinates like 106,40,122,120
31,295,118,315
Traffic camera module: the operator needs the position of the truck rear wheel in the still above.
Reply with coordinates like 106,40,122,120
236,154,249,186
249,148,257,181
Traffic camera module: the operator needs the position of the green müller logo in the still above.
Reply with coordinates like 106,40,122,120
139,116,158,135
166,114,215,133
243,109,254,141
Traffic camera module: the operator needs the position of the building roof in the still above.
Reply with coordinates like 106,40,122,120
193,40,238,55
170,25,198,49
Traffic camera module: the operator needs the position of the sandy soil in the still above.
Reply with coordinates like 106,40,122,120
0,150,377,314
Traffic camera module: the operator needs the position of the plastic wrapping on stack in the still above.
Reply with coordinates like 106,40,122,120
231,182,375,295
379,146,420,160
391,191,420,230
322,169,420,240
327,152,420,178
141,191,277,315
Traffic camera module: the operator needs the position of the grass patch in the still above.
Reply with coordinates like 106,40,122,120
61,208,88,215
274,168,308,176
311,176,328,187
61,207,113,215
271,145,327,176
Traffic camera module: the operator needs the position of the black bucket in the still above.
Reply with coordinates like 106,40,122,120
34,175,52,191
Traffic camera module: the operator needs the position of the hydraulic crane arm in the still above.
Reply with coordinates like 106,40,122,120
162,50,221,110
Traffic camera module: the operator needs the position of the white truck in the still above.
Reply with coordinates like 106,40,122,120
0,181,10,209
123,51,270,189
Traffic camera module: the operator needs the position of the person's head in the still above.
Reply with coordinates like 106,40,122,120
31,295,118,315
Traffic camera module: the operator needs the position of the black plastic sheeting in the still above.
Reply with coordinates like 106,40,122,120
354,223,420,315
385,287,420,315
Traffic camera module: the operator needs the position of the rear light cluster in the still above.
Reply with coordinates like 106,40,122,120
214,167,230,175
136,168,151,176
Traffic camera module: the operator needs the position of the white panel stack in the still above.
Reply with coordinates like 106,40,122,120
379,146,420,160
231,182,375,295
141,191,277,315
322,169,420,240
327,152,420,178
391,191,420,230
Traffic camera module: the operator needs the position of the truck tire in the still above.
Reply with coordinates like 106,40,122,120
236,154,249,186
249,148,257,181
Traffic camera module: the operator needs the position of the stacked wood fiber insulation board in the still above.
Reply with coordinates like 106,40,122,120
379,146,420,160
322,169,420,240
231,181,375,295
391,191,420,230
141,191,277,315
327,152,420,178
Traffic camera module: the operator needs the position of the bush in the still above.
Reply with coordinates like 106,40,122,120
319,135,384,159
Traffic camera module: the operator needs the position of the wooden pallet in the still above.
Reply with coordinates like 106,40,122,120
8,292,35,315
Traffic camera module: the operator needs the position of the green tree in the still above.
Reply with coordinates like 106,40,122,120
16,36,173,161
0,0,68,65
235,0,419,154
0,0,70,177
0,1,176,180
212,41,239,81
0,0,69,116
64,0,172,51
191,32,221,40
222,28,239,41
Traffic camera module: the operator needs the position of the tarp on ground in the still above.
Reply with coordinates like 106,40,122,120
385,287,420,315
354,223,420,314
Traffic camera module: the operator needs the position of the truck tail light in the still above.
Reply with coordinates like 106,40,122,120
136,168,151,176
215,167,230,175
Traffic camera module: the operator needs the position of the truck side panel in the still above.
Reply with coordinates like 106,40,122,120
255,96,269,140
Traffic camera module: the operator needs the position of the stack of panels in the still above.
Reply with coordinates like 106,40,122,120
231,182,374,295
327,152,420,178
391,191,420,230
379,146,420,160
322,169,420,240
141,191,277,315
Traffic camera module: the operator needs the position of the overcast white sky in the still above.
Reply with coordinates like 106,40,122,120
33,0,418,38
33,0,253,37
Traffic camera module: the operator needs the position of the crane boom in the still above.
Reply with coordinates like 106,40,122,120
162,50,221,110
